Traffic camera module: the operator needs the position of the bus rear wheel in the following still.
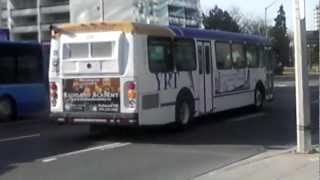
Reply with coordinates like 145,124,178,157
254,86,265,110
174,95,194,130
0,97,15,121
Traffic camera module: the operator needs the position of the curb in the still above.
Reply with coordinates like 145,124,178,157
193,146,296,180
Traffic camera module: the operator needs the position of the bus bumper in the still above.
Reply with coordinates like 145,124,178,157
50,112,139,126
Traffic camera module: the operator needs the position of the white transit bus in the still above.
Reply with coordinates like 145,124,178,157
49,21,274,131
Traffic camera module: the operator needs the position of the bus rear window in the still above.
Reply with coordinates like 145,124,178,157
63,43,89,59
91,42,114,58
148,38,173,73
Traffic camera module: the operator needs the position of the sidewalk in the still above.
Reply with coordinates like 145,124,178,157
194,148,319,180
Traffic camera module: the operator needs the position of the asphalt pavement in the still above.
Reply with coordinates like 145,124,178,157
0,76,318,180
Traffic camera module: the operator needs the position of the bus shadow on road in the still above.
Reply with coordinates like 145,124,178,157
89,85,318,148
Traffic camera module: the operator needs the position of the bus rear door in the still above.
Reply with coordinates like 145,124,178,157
197,41,213,114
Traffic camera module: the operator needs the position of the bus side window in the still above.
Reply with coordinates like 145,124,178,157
173,39,196,72
267,49,273,70
259,47,266,68
215,42,232,70
232,43,246,69
205,45,211,74
17,46,43,83
0,46,16,84
197,44,203,74
148,37,173,73
246,45,259,68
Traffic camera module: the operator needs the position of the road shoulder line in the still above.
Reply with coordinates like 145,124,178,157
42,142,131,163
0,134,40,143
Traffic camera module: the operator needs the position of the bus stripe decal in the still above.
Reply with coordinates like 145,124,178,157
214,90,254,98
161,98,200,107
160,102,176,107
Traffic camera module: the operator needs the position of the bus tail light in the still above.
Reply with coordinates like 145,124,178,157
50,82,58,107
50,82,57,91
126,81,137,109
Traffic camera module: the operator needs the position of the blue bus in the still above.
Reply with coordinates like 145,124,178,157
0,42,49,121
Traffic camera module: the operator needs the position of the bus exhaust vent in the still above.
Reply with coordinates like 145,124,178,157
142,94,159,110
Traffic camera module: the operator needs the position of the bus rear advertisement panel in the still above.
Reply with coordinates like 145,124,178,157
63,78,120,113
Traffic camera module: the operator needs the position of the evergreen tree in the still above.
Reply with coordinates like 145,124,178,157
270,5,290,73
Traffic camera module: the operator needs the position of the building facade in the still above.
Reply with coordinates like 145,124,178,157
0,0,201,42
70,0,201,28
1,0,69,42
306,30,319,69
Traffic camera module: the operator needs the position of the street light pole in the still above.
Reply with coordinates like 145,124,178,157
292,0,312,153
265,7,268,36
100,0,105,21
264,0,279,37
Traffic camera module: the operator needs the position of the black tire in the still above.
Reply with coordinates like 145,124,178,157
254,85,265,110
174,93,194,130
0,97,15,121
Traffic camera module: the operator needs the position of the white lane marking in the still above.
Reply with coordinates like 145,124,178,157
42,142,131,163
274,84,288,88
274,81,319,88
274,81,295,87
0,119,42,127
0,134,40,143
229,113,265,123
42,158,57,163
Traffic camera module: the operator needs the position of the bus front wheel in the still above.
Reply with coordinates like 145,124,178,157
0,97,15,121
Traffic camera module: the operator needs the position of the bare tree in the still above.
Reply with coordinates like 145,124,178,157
242,18,267,36
229,7,269,36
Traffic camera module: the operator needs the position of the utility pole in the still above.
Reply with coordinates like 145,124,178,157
292,0,312,153
318,1,320,153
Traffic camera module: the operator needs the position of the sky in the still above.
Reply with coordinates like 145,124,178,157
200,0,318,31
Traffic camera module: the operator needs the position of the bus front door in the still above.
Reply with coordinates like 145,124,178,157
197,41,213,114
266,48,274,100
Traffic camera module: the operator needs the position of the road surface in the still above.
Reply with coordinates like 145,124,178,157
0,76,318,180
